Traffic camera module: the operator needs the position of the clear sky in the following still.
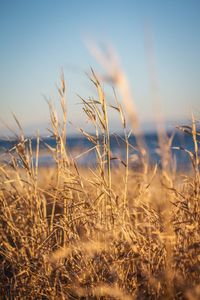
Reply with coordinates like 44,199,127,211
0,0,200,135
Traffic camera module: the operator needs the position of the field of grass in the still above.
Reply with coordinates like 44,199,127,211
0,70,200,299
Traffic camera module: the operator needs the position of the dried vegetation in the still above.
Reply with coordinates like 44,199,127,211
0,64,200,299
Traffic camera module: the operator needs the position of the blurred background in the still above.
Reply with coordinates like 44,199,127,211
0,0,199,136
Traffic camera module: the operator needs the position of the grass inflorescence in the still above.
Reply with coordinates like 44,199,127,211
0,69,200,300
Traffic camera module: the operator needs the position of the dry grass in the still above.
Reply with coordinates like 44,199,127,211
0,69,200,300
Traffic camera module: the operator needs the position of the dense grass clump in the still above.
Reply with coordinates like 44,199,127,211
0,71,200,299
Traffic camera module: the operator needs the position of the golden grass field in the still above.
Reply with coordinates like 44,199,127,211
0,68,200,299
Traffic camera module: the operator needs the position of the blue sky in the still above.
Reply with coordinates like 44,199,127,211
0,0,200,135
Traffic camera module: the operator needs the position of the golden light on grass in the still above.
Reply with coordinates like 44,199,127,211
0,64,200,299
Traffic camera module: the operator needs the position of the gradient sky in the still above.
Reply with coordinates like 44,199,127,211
0,0,200,135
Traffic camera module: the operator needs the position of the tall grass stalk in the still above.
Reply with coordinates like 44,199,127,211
0,70,200,300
